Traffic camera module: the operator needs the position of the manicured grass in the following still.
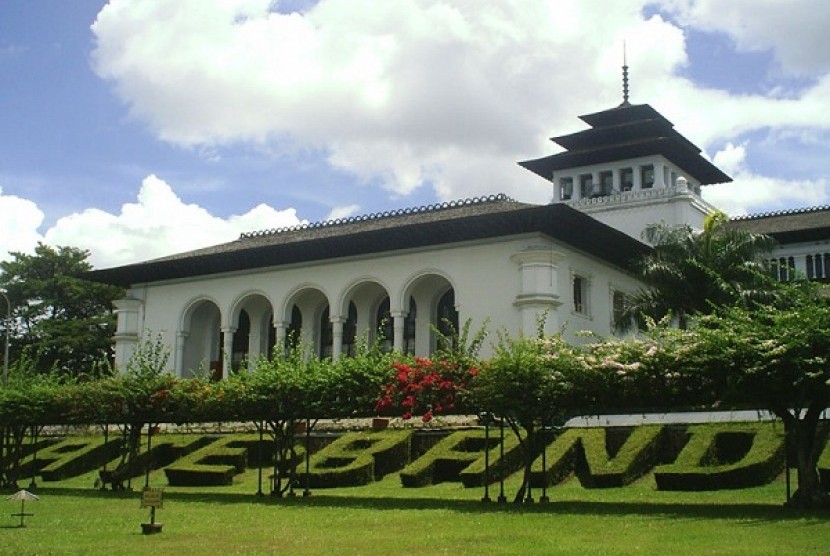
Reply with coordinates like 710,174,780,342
3,467,828,555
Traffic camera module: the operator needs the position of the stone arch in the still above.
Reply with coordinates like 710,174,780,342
280,284,331,356
228,291,275,371
400,270,457,356
179,297,222,379
338,278,391,348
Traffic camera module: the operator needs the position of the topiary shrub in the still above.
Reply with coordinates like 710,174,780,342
304,430,412,488
164,433,294,486
38,436,122,481
653,422,784,490
401,429,519,487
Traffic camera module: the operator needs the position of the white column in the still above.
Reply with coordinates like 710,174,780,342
175,331,188,377
391,311,406,352
221,326,236,380
274,321,287,357
331,317,345,361
654,162,666,188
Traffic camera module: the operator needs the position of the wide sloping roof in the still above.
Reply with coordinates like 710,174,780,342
519,103,731,185
85,195,651,288
729,206,830,244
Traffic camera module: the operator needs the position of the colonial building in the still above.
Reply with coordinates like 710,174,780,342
88,80,828,378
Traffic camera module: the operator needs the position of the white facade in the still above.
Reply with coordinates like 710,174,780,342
101,100,754,378
113,231,644,378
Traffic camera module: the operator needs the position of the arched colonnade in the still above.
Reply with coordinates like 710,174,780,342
176,272,459,379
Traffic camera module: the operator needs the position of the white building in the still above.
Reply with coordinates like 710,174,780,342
89,91,827,378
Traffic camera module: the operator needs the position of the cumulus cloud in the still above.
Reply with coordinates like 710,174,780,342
0,186,45,260
658,0,830,77
88,0,830,210
703,143,830,216
40,175,304,268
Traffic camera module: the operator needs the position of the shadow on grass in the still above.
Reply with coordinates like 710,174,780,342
30,486,824,523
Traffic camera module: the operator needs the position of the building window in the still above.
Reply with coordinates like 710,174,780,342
612,290,626,330
285,305,302,352
806,253,830,280
436,289,459,351
620,168,633,191
641,165,654,189
559,177,573,200
404,297,417,355
342,302,358,357
376,297,393,353
599,171,613,196
579,174,593,198
573,275,588,315
770,257,796,282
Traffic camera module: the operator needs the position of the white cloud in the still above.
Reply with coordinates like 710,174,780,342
0,186,45,260
658,0,830,76
41,175,304,268
89,1,830,213
703,143,830,216
325,204,360,222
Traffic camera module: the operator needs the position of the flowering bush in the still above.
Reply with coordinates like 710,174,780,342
375,357,478,421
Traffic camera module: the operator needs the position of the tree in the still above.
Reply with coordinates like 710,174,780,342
472,333,586,503
694,285,830,508
0,243,124,377
623,211,778,329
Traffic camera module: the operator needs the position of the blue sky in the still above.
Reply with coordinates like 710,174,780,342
1,0,829,268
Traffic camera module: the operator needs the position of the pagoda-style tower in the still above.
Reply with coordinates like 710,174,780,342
520,66,731,241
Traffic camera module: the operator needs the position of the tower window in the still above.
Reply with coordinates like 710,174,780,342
641,165,654,189
579,174,593,198
620,168,633,191
559,177,573,200
599,171,613,196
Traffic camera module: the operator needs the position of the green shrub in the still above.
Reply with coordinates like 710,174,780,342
164,433,287,486
401,429,518,487
458,428,523,487
38,437,122,481
304,430,412,488
578,425,664,487
653,422,784,490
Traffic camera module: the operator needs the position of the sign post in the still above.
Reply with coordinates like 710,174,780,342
140,487,163,534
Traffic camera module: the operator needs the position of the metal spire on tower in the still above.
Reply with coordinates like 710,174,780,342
620,41,630,107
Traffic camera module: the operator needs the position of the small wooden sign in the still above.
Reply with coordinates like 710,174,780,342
141,488,163,509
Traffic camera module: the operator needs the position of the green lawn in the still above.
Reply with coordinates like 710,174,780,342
3,467,828,555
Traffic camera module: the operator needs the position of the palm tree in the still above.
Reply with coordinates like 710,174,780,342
622,211,778,329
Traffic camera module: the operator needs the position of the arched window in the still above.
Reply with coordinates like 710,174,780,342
285,305,302,352
319,305,332,359
342,302,358,357
436,289,458,351
231,309,250,373
376,297,393,353
404,297,416,355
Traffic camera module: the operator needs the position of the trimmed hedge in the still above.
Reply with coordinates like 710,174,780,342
304,430,412,488
458,429,523,487
37,437,122,481
529,426,664,488
401,429,515,487
163,433,299,486
578,425,664,488
653,422,785,491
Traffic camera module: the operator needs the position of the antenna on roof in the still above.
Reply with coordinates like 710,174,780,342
620,41,631,107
